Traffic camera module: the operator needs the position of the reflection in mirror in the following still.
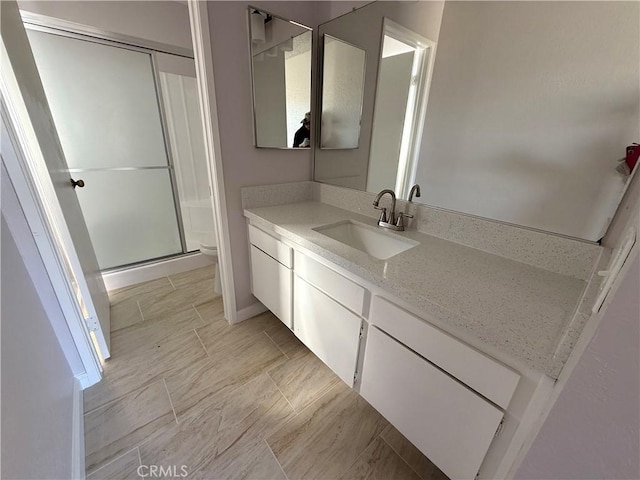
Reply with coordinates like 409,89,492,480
249,8,312,149
367,19,434,197
314,1,639,241
320,35,366,149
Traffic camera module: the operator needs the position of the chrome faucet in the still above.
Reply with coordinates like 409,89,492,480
409,184,421,202
373,189,413,231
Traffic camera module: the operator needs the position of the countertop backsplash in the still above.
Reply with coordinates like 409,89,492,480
242,181,603,281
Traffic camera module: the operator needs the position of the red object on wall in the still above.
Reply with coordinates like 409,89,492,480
626,144,640,172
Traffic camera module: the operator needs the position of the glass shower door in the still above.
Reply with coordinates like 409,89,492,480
26,28,183,269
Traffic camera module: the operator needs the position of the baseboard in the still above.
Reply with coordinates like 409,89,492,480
234,302,268,323
75,372,95,390
72,376,85,480
102,253,214,291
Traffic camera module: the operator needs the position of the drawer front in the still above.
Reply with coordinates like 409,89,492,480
293,276,361,386
294,251,365,315
360,327,503,480
370,296,519,409
250,245,292,328
248,224,292,268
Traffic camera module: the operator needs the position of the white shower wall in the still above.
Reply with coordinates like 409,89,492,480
160,71,214,251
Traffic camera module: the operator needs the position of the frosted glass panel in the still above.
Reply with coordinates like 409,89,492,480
26,30,169,168
75,170,182,269
320,35,366,149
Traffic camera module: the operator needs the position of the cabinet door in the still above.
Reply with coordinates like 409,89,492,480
370,296,519,409
250,245,292,328
293,276,361,385
360,327,503,480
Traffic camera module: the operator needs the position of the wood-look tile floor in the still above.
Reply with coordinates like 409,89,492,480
85,265,447,480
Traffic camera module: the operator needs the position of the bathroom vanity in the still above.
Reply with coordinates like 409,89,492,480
242,182,604,480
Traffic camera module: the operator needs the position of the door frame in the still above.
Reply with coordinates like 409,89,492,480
376,18,436,199
188,0,238,323
1,94,103,389
21,7,239,321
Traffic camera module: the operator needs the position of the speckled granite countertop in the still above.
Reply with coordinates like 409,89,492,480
245,201,589,378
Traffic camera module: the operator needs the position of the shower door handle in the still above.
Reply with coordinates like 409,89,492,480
70,178,85,189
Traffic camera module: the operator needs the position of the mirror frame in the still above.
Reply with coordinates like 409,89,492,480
247,6,313,150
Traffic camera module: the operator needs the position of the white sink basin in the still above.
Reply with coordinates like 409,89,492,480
313,220,419,260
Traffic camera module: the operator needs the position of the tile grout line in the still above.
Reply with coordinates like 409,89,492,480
192,303,207,327
338,435,379,478
134,434,161,466
193,329,210,357
337,426,394,479
167,276,176,290
309,377,342,409
86,446,140,478
137,300,145,322
264,438,290,480
162,378,179,425
266,370,298,415
380,435,428,480
286,379,343,420
84,377,167,417
263,330,290,360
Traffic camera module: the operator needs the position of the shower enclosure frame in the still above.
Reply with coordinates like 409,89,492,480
21,11,197,271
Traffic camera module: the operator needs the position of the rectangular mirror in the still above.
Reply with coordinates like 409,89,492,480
314,1,639,241
320,35,366,149
249,8,312,149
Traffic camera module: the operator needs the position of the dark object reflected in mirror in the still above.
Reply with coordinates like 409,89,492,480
320,35,366,150
248,8,312,149
293,111,311,148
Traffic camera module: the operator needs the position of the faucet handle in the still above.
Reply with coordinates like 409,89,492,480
395,212,413,230
374,205,387,223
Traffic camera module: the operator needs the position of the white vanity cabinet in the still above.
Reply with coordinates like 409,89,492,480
246,221,530,480
293,251,365,386
248,224,363,385
361,327,504,480
360,296,521,479
248,225,292,328
293,276,362,385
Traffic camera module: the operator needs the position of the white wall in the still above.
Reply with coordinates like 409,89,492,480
18,0,192,49
320,1,372,25
416,1,639,241
1,195,79,479
515,173,640,478
515,253,639,479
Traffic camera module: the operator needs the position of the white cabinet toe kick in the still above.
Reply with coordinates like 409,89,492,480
246,221,553,480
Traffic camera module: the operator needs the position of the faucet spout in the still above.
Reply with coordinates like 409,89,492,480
409,184,421,202
373,189,397,226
